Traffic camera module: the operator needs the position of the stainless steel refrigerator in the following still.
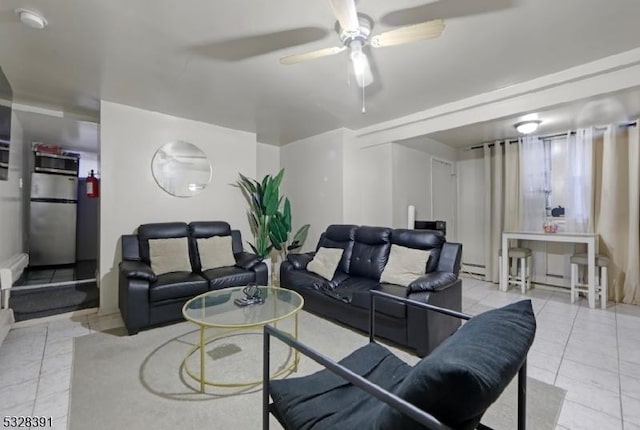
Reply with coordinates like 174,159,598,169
29,172,78,266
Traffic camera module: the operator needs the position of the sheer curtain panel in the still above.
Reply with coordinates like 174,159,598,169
519,136,546,232
565,128,594,233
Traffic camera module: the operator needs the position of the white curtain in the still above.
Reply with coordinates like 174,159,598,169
484,141,520,283
595,123,640,303
519,136,546,231
565,128,594,232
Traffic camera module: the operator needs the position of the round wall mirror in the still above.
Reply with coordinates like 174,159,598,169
151,141,212,197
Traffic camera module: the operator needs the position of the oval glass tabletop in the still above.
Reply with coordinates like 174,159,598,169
182,286,304,328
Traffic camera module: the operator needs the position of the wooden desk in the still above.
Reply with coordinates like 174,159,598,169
501,231,599,308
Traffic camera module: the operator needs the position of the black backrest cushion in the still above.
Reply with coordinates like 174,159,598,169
349,226,392,280
317,224,357,274
137,222,190,265
391,229,446,273
188,222,232,272
374,300,536,430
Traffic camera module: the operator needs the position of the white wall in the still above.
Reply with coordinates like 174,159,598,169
359,143,393,227
256,142,280,179
99,101,257,312
280,129,344,252
0,112,24,263
391,144,432,229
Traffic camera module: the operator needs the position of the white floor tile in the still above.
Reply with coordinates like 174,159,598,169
527,364,556,385
622,395,640,426
0,379,38,410
44,338,74,358
557,399,622,430
557,359,620,393
555,375,621,418
0,359,42,388
36,366,71,399
620,357,640,379
620,374,640,401
33,389,69,420
1,400,34,417
527,349,562,374
530,337,566,358
563,343,619,372
40,352,72,376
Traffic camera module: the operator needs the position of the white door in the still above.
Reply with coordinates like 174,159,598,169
431,158,456,240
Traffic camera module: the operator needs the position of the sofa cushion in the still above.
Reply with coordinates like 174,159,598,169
380,245,431,287
391,229,444,273
137,222,190,264
270,342,412,430
307,247,344,281
334,279,406,319
197,236,235,270
188,221,231,238
148,238,192,275
202,266,257,290
148,272,208,302
374,300,536,429
317,225,358,274
349,227,392,280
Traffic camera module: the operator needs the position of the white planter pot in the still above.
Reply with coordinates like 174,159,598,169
263,257,272,286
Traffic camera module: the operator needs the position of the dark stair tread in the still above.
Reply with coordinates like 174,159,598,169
9,282,99,322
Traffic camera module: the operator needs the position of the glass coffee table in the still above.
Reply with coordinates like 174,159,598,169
182,285,304,392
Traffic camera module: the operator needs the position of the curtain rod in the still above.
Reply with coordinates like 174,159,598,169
467,121,637,150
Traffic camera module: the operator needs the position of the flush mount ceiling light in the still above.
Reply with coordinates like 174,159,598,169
515,120,542,134
16,9,48,29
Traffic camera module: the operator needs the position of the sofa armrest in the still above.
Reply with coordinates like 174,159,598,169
119,260,157,283
234,251,261,270
436,242,462,275
408,271,458,293
287,252,315,270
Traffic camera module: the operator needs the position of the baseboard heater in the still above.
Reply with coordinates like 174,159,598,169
0,253,29,309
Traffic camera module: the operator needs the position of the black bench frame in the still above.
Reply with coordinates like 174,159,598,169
263,289,528,430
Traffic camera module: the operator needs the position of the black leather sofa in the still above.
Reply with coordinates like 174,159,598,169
118,221,267,335
280,225,462,357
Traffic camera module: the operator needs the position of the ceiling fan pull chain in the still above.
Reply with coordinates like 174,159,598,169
361,76,366,113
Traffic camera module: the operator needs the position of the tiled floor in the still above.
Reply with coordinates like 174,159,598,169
15,261,97,288
0,277,639,429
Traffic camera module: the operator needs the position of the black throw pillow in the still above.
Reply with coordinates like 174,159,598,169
373,300,536,430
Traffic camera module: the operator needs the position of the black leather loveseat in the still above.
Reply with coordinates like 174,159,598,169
280,225,462,357
118,221,267,334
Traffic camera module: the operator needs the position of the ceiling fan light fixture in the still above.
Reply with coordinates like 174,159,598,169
349,40,373,87
16,8,47,29
515,120,542,134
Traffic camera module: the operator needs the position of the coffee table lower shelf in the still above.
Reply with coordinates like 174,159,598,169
183,319,300,392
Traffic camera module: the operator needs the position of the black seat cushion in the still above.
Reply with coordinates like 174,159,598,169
148,272,208,302
270,342,411,430
334,279,406,319
202,266,256,290
374,300,537,430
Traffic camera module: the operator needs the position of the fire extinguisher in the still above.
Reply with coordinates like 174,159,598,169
86,169,99,198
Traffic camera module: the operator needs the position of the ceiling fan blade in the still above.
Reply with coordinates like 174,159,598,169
371,19,445,48
330,0,360,33
280,46,346,65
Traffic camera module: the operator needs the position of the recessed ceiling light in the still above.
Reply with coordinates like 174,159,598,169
16,9,48,30
515,120,542,134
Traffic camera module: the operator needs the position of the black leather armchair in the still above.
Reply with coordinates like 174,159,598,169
118,221,267,335
280,225,463,357
264,297,536,430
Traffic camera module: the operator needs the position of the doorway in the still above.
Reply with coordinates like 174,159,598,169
431,157,456,240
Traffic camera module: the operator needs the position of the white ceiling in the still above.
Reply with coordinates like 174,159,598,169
2,0,640,145
15,110,99,153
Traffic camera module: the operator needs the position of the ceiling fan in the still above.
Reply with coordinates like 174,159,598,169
279,0,445,88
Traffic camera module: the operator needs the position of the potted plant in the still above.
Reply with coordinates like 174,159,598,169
237,169,309,284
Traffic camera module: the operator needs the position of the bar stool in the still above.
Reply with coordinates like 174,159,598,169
570,253,609,309
499,247,532,294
